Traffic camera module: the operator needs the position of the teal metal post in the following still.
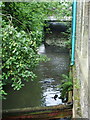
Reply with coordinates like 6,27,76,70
71,0,77,65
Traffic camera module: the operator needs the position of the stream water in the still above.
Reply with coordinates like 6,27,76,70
3,44,70,110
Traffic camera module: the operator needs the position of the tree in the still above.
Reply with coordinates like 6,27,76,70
1,2,72,99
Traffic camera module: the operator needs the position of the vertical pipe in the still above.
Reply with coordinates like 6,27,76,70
71,0,77,65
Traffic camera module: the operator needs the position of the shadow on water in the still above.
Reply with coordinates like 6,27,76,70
3,44,70,112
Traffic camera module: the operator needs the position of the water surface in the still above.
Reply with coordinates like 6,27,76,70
3,44,70,109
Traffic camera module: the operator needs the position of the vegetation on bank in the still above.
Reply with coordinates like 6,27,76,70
58,70,73,102
1,2,72,99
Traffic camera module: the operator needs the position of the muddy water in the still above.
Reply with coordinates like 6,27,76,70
3,44,70,110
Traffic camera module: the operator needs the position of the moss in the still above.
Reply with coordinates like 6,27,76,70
73,66,82,117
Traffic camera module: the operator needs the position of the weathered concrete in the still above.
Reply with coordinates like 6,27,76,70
88,1,90,119
73,1,90,118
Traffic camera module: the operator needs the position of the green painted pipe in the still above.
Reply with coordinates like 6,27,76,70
71,0,77,65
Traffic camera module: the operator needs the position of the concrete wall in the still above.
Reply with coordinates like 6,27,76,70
88,1,90,119
73,1,90,118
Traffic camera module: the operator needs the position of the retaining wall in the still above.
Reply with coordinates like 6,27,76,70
73,1,90,118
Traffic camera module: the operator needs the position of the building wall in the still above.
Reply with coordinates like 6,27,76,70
73,1,90,118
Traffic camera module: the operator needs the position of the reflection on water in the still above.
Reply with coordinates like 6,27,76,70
3,44,70,110
38,44,46,54
42,87,62,106
36,45,70,107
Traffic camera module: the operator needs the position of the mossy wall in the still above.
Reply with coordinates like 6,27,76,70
44,22,71,48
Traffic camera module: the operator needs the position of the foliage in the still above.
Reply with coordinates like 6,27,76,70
58,71,73,102
0,81,7,99
2,2,72,33
2,21,42,89
65,23,72,49
1,2,72,99
60,22,72,49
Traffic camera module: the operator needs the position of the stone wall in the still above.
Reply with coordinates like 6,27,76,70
73,1,90,118
44,22,71,48
45,32,67,47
